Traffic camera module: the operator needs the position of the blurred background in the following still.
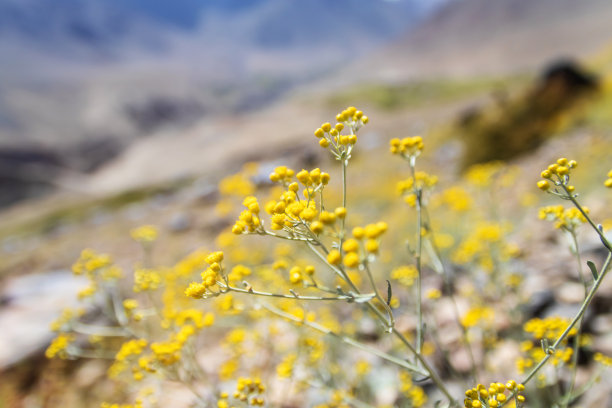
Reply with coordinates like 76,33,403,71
1,0,612,406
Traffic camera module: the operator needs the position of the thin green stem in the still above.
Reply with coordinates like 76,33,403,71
225,283,374,302
561,230,588,408
262,303,427,376
563,185,612,251
522,251,612,385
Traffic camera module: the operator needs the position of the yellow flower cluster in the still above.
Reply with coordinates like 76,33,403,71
517,316,577,374
397,171,438,206
326,222,388,267
524,316,577,340
537,157,577,191
100,403,142,408
45,333,75,359
50,308,83,332
232,196,262,234
464,381,525,407
594,352,612,367
72,249,121,281
227,264,252,284
287,264,315,285
434,186,473,212
400,372,428,407
276,353,297,378
314,106,367,155
150,324,198,366
391,265,418,287
461,306,495,328
218,377,265,407
604,169,612,188
452,222,516,269
539,205,588,230
465,162,504,188
133,268,162,292
389,136,424,158
185,251,225,299
130,225,158,243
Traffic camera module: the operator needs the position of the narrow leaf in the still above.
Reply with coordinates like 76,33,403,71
587,261,598,280
386,280,392,306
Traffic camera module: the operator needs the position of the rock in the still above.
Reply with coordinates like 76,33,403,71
523,289,555,318
168,212,192,233
0,270,87,369
557,282,587,304
590,315,612,334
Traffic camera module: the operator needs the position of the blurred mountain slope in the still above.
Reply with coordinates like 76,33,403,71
338,0,612,84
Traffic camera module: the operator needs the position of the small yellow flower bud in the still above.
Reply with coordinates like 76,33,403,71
556,166,569,175
269,172,280,182
321,122,332,132
334,123,344,131
361,116,369,124
348,134,357,144
557,157,568,166
343,252,360,268
334,207,347,218
352,227,365,239
310,221,324,234
321,172,330,185
537,180,550,190
541,170,552,178
296,169,310,184
365,239,379,253
319,138,329,148
327,249,341,265
288,182,299,192
314,128,324,138
342,239,359,253
605,178,612,188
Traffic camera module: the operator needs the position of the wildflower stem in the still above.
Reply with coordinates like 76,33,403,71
71,322,130,337
226,284,374,302
522,251,612,385
363,261,395,327
561,231,588,408
262,303,428,377
408,158,424,357
563,185,612,251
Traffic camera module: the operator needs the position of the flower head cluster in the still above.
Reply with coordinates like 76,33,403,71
45,333,75,359
517,316,578,374
314,106,367,160
537,157,578,192
464,381,525,407
184,251,225,299
390,136,424,159
594,352,612,367
400,372,427,407
391,265,418,287
539,205,588,231
326,222,388,267
461,306,495,328
218,377,266,407
130,225,158,243
604,169,612,188
397,171,438,206
232,196,262,234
